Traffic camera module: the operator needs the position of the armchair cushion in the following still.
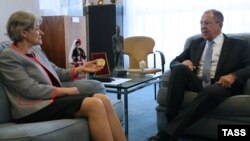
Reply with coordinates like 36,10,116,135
0,41,12,123
0,119,90,141
157,88,250,117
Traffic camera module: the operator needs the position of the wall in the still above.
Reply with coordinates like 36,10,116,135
0,0,123,42
0,0,39,42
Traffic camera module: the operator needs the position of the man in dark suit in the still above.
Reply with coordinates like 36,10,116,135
148,9,250,141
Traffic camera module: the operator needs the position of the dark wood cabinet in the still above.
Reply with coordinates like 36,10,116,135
40,16,86,68
84,4,122,72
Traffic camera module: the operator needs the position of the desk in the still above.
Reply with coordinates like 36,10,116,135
104,74,161,139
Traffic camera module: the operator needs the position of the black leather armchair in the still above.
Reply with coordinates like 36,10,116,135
156,33,250,139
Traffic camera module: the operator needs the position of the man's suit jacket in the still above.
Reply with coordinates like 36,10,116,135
170,34,250,91
0,44,76,119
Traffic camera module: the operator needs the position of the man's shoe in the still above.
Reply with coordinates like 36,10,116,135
146,135,161,141
147,132,172,141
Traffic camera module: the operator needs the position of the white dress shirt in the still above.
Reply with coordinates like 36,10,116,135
197,33,224,79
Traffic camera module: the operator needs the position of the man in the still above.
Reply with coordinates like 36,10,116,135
148,9,250,141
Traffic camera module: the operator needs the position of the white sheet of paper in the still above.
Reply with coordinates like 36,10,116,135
103,78,131,85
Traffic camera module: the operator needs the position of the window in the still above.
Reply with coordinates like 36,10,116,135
39,0,82,16
124,0,250,69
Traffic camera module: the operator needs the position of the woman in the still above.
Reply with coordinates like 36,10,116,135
0,11,126,141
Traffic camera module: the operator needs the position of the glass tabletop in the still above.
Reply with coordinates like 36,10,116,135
102,73,161,89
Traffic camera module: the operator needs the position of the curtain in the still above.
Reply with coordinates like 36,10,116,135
124,0,250,70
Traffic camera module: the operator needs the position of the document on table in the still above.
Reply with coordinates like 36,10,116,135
103,78,131,85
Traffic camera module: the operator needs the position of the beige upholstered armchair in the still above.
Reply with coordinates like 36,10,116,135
123,36,165,74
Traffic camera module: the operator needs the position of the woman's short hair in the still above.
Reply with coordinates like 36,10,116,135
6,11,42,42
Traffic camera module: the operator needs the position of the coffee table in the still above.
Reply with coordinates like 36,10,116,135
103,73,162,138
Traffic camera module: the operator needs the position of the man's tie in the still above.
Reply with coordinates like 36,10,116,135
202,40,214,87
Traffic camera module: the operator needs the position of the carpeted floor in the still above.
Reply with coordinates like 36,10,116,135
107,85,216,141
107,85,159,141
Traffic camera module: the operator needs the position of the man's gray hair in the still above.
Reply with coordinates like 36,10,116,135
204,9,224,24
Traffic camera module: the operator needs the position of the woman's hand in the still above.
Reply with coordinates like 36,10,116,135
66,87,80,95
56,87,80,97
75,60,104,74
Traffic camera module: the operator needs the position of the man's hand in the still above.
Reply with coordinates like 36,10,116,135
182,60,196,71
215,74,236,88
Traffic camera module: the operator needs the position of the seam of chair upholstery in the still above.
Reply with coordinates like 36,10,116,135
0,120,84,139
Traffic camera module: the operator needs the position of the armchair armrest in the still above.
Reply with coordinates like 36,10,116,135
155,50,166,73
160,70,171,88
151,50,166,73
